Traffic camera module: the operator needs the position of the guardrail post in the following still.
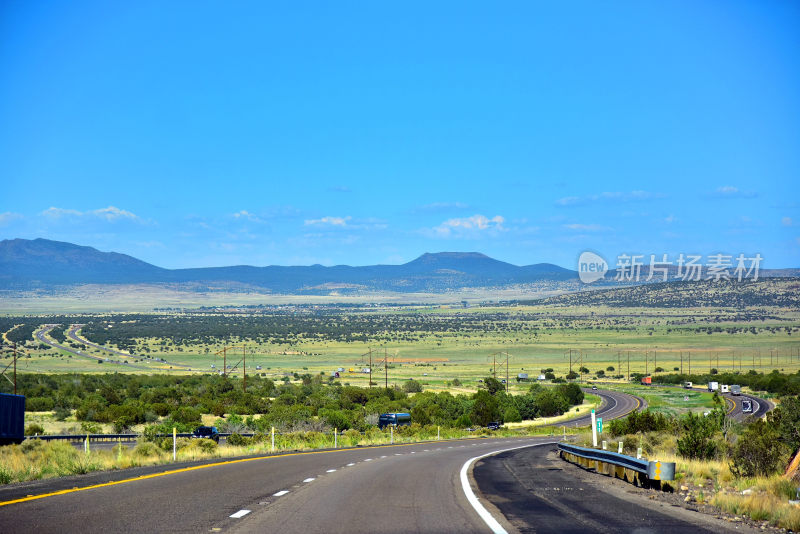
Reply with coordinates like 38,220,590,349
602,440,607,450
117,436,122,461
591,409,597,447
618,441,623,454
334,428,337,448
390,425,394,444
172,427,176,461
437,426,440,441
637,447,642,459
84,435,89,455
271,427,275,452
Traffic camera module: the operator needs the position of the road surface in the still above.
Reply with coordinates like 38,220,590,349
552,388,646,428
474,443,758,534
0,437,548,533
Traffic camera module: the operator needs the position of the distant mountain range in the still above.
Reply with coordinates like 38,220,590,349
0,238,576,293
1,239,796,294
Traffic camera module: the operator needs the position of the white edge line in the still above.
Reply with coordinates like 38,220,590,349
460,441,557,534
303,477,315,483
273,490,289,497
230,509,251,518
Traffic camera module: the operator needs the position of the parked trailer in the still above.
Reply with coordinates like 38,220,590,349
0,393,25,445
730,385,742,396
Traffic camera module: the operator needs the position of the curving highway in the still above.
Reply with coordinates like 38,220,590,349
67,325,193,370
0,437,549,533
552,388,646,428
725,392,774,422
35,325,147,370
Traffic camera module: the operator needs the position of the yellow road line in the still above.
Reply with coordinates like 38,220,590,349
0,437,520,508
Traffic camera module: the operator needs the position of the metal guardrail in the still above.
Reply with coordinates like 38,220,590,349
557,442,675,482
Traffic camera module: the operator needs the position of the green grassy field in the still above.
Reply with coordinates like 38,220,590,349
5,304,797,400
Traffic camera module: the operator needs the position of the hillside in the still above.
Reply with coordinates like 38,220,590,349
0,238,574,293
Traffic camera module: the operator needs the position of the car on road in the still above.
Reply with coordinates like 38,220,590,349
191,426,220,443
487,422,501,430
591,385,598,390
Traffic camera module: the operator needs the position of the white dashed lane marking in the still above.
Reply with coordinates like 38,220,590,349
273,490,289,497
326,469,336,473
303,478,315,483
346,463,355,466
230,510,251,519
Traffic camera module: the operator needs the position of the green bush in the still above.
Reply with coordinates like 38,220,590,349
25,424,45,436
194,438,218,453
133,442,160,457
503,406,522,423
227,433,250,447
403,380,423,393
677,412,718,460
730,419,789,478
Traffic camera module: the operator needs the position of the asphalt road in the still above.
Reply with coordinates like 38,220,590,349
553,389,646,428
35,325,145,370
67,325,193,370
474,443,757,534
725,391,774,422
0,436,551,534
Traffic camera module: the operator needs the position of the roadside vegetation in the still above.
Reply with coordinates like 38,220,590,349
595,395,800,530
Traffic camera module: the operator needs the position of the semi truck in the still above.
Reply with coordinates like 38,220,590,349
708,381,719,392
640,376,652,385
683,381,693,389
720,384,729,394
0,393,25,445
730,385,742,396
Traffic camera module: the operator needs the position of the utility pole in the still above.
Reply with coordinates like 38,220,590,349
505,352,510,393
384,348,388,390
617,351,621,379
242,344,246,392
13,343,17,395
688,351,691,376
627,351,630,382
568,349,573,374
654,350,657,373
645,350,648,376
369,348,373,388
680,351,683,375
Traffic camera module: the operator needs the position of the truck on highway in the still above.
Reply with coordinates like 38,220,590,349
730,384,742,396
640,376,652,385
0,393,25,445
683,381,693,389
720,384,729,394
378,413,411,429
707,381,719,392
741,399,753,412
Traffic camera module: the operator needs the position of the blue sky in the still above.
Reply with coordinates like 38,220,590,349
1,1,798,269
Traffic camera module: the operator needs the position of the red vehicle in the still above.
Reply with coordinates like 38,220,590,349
640,376,652,385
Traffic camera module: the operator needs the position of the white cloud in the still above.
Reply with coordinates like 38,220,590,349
304,216,351,227
431,214,505,237
664,214,676,224
556,190,665,206
0,212,23,225
41,207,83,218
40,206,140,222
782,217,793,227
711,185,758,199
232,210,265,223
91,206,139,221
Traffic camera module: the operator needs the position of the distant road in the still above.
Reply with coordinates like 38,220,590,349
68,325,193,370
35,325,147,370
550,388,646,428
725,392,773,422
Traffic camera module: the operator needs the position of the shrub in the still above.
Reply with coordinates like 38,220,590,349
21,439,43,453
194,438,218,453
730,419,789,478
451,378,461,386
25,424,45,436
403,380,423,393
455,414,472,428
227,433,250,447
677,412,718,460
133,442,160,457
503,406,522,423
